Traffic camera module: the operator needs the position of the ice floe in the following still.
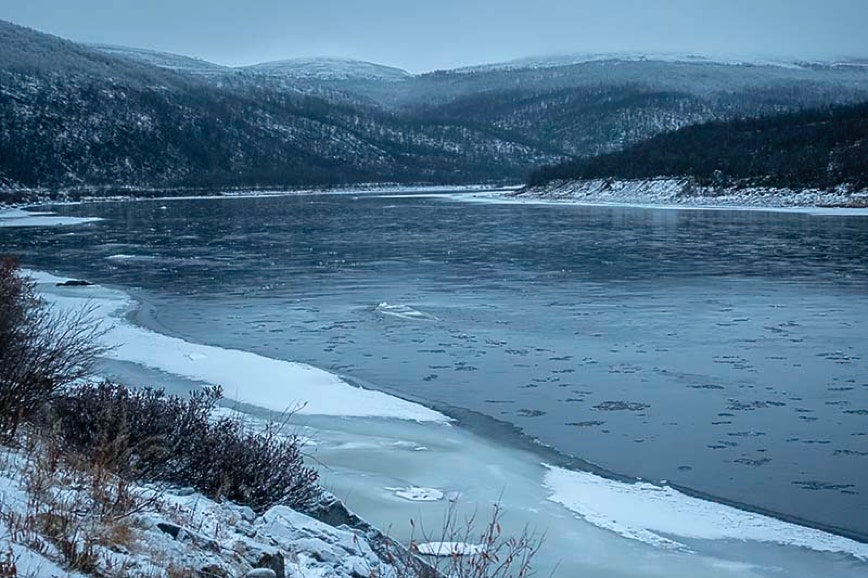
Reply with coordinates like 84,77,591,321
376,302,439,321
387,487,445,502
543,464,868,560
0,207,102,227
414,542,483,556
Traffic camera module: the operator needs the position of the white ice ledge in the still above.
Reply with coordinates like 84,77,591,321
544,465,868,560
29,270,449,424
0,208,102,227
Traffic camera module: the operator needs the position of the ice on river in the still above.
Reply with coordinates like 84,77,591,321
376,302,439,321
24,268,868,578
544,465,868,558
27,270,447,423
0,207,102,227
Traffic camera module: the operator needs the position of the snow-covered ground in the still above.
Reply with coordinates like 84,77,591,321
469,179,868,215
0,442,413,578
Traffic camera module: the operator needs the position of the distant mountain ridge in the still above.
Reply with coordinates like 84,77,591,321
450,51,868,74
90,44,231,76
90,46,411,81
2,19,868,194
91,44,868,78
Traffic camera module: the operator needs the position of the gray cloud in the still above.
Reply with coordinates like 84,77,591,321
2,0,866,72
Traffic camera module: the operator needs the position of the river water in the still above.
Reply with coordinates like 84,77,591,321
3,191,868,573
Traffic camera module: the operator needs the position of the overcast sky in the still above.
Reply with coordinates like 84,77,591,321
1,0,866,72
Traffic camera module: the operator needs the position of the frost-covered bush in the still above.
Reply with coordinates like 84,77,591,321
0,257,106,436
45,382,321,512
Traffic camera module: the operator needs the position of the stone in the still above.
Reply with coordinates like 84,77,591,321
244,569,277,578
237,505,256,523
157,522,183,540
197,564,230,578
255,552,285,578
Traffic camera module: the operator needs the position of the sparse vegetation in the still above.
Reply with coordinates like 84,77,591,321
45,382,321,513
0,432,152,576
0,257,320,515
408,502,542,578
0,256,107,437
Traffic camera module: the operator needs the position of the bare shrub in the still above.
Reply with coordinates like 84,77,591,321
46,382,321,512
408,502,542,578
0,257,107,436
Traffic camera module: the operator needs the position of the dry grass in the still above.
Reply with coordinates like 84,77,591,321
0,430,160,577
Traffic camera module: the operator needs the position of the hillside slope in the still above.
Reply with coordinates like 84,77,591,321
527,103,868,190
0,21,555,192
90,43,868,167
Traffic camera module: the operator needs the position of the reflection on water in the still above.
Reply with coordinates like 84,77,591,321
4,192,868,538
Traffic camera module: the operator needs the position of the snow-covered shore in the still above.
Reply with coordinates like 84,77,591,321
0,183,517,212
0,442,430,578
499,178,868,214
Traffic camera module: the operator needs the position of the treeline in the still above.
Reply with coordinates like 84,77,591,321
0,21,554,192
529,103,868,189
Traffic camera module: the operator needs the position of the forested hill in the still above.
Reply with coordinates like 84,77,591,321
0,20,556,192
528,103,868,190
3,18,868,194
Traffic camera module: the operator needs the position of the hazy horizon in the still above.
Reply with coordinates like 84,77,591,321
2,0,867,73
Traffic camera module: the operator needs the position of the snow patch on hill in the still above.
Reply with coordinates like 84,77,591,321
454,51,864,75
243,57,411,81
91,44,230,75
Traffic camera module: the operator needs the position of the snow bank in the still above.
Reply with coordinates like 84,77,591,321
0,207,102,227
543,465,868,560
28,270,449,423
472,179,868,215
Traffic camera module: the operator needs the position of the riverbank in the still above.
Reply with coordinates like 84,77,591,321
503,178,868,213
0,183,518,210
0,436,431,578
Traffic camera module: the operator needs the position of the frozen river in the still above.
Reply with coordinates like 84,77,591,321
3,190,868,576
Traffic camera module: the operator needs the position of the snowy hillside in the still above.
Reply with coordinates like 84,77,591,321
91,44,230,76
452,51,866,74
243,57,411,81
